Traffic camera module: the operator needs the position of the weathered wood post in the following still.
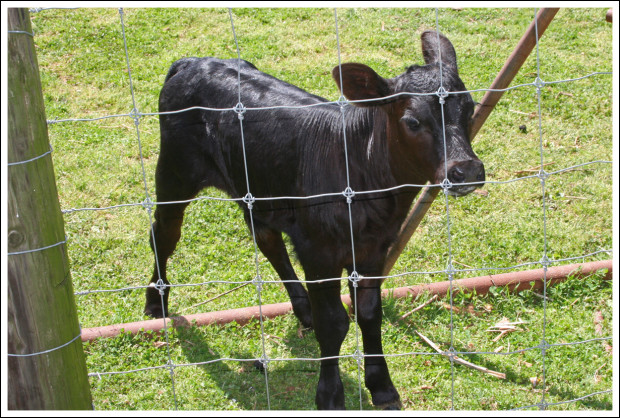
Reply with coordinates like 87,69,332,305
7,8,92,409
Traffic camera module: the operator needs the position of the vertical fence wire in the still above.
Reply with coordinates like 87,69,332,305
117,7,179,410
118,8,178,410
431,9,458,410
333,8,365,410
23,7,613,411
532,8,550,410
227,8,272,409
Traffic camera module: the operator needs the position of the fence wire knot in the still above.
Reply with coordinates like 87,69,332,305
539,255,551,269
440,178,453,192
258,356,270,370
538,339,550,356
446,346,457,361
142,197,155,212
352,349,364,366
534,76,546,91
537,169,550,182
349,271,360,288
436,86,449,104
337,95,349,108
154,279,167,296
234,102,246,120
129,107,141,125
243,192,255,209
445,261,456,277
252,274,263,293
343,186,355,203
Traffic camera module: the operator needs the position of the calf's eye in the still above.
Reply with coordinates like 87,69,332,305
401,116,421,130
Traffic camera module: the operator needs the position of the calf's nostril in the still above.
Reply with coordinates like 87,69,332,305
449,166,465,183
475,163,486,182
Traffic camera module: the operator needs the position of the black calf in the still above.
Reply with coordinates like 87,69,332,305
146,31,484,409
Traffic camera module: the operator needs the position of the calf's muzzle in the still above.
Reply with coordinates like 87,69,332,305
444,159,485,197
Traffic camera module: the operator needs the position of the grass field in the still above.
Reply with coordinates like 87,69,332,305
29,7,613,410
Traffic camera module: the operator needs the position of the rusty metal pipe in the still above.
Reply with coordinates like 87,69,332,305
470,7,559,138
81,259,611,342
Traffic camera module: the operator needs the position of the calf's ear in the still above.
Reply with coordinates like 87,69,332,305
421,30,458,72
332,63,392,106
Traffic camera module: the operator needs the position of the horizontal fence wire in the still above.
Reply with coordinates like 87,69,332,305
73,248,613,297
22,6,613,411
43,70,612,126
6,239,67,256
7,330,83,358
58,157,612,213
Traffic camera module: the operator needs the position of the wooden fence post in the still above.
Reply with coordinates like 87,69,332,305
7,8,92,409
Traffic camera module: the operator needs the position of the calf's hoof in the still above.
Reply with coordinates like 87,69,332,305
144,303,166,318
144,285,168,318
297,312,313,330
377,400,402,410
291,297,313,329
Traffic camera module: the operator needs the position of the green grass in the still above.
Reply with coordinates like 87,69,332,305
30,7,613,410
82,272,613,410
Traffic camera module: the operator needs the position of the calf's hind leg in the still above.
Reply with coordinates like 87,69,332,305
144,150,204,318
144,199,191,318
250,220,313,329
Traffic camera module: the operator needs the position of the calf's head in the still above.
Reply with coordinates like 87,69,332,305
333,30,485,196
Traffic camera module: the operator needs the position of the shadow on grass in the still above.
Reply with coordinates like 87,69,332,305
174,314,372,410
157,273,612,410
379,288,613,411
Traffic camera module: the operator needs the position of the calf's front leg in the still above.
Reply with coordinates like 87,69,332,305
306,277,350,409
349,277,401,409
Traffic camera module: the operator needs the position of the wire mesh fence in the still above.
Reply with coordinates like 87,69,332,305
13,7,613,410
